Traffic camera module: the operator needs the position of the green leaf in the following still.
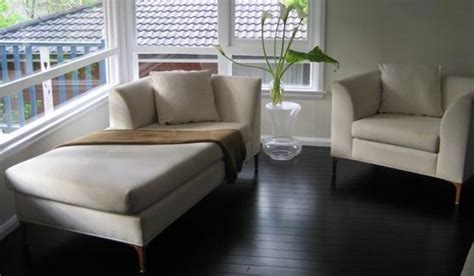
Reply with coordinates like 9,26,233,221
279,0,308,15
286,46,340,69
296,6,307,19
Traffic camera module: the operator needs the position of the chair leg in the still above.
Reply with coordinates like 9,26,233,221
331,157,338,177
21,222,30,250
131,245,146,274
254,154,259,173
453,182,462,206
20,222,33,266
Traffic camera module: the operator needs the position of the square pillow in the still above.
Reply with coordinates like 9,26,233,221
150,70,221,124
379,64,443,117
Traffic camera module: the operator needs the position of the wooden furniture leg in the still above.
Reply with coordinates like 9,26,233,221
331,158,338,177
20,222,30,250
20,222,33,265
453,182,462,205
254,154,259,173
132,245,146,274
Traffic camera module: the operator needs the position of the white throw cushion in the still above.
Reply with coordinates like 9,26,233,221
379,64,443,117
150,70,221,124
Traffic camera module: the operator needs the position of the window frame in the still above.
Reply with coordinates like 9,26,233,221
226,0,326,93
129,0,326,94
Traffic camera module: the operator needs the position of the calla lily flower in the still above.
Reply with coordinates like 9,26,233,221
278,2,290,22
261,11,273,24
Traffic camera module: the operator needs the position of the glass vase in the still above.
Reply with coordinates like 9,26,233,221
263,101,302,161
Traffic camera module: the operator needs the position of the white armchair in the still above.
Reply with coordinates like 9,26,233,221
331,71,474,205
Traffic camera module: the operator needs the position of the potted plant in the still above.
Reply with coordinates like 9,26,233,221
215,0,339,160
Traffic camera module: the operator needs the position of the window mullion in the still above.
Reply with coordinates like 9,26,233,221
218,0,231,75
313,0,326,91
113,0,136,83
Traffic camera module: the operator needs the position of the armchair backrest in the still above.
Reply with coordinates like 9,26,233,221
335,73,474,116
442,76,474,111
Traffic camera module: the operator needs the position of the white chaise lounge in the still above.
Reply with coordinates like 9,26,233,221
5,74,261,273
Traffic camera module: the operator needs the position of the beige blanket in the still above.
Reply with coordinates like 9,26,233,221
59,129,246,182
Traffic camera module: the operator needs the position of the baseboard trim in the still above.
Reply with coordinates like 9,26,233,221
0,215,18,240
261,135,331,147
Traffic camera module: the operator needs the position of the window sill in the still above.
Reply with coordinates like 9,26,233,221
0,85,112,157
262,88,326,100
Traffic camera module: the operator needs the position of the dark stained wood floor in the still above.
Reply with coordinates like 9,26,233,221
1,146,474,276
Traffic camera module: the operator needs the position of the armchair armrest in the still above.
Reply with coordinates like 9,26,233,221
437,92,474,183
109,77,157,129
331,71,382,158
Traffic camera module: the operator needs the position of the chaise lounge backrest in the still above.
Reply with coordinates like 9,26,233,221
108,75,262,158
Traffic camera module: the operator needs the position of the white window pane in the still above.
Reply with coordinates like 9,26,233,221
232,56,310,86
136,0,218,47
1,59,107,135
0,2,106,84
137,54,218,77
234,0,307,40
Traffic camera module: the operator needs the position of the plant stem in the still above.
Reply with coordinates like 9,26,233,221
271,76,283,105
261,18,274,76
220,51,273,74
273,16,281,70
278,19,304,78
282,19,303,65
281,61,296,76
277,19,287,76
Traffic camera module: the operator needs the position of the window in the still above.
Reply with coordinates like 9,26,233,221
135,0,218,47
233,0,307,40
0,59,106,135
0,1,117,142
0,1,105,84
0,0,325,148
232,55,310,87
132,0,324,91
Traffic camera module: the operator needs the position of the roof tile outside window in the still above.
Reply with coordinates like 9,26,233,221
135,0,218,47
234,0,307,40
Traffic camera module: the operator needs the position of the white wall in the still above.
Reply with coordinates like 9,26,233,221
261,96,332,139
0,102,109,235
278,0,474,140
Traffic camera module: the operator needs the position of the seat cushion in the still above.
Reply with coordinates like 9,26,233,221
352,114,441,153
5,143,223,214
353,139,438,177
140,122,252,158
378,64,443,117
150,70,221,124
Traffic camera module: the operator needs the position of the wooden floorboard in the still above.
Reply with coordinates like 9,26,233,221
1,146,473,275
